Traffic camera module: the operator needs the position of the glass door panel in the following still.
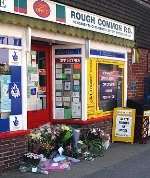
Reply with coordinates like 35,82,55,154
27,45,51,128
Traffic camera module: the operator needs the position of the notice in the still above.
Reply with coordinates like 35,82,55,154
115,115,132,137
55,108,64,119
72,102,81,118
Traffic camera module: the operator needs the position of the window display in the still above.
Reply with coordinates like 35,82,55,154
55,57,82,119
87,58,124,118
98,63,123,112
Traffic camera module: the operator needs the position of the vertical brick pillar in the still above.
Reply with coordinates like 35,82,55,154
127,49,149,99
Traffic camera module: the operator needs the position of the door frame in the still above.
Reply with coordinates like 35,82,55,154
27,44,52,129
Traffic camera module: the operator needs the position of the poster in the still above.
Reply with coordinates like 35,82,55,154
9,49,21,66
115,115,132,137
9,115,23,131
55,108,64,119
112,107,136,143
0,75,11,112
72,102,81,118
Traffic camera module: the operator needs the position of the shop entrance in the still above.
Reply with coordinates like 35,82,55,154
27,44,52,129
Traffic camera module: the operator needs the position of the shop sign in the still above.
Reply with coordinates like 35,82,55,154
55,48,81,55
90,49,125,59
0,1,134,41
112,107,136,143
56,57,81,64
33,0,50,18
65,7,134,40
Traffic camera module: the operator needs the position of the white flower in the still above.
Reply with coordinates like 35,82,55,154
77,140,83,145
61,125,70,131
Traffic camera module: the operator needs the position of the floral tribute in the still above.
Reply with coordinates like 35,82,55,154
20,124,110,174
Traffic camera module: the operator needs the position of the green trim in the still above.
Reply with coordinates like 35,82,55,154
0,12,135,48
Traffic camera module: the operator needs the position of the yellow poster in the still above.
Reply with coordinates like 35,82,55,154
112,107,136,143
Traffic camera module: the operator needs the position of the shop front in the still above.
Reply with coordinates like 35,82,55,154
0,0,134,171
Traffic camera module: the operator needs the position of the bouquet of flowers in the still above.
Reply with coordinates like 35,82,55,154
28,124,73,158
76,127,110,160
23,153,41,167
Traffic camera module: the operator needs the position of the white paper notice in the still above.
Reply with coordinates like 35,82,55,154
63,97,71,102
65,68,72,74
56,102,63,107
64,82,71,90
30,74,39,82
31,51,36,60
56,97,62,102
115,115,132,137
73,97,80,103
56,68,62,74
56,80,63,90
56,64,62,68
72,92,80,97
74,80,80,85
55,108,64,119
56,92,62,97
56,73,62,79
72,102,81,118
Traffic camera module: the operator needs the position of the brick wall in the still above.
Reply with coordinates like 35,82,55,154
0,136,28,173
82,119,113,137
127,48,150,100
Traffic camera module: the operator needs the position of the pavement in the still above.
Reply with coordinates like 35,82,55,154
1,140,150,178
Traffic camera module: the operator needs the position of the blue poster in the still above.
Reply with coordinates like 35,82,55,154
9,66,22,115
10,66,21,82
0,119,10,132
9,82,22,115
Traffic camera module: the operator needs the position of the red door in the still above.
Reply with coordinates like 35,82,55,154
27,45,52,129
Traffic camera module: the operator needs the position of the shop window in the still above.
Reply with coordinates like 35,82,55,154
98,63,123,112
55,57,82,119
87,58,124,118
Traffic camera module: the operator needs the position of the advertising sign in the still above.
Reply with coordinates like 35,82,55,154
9,49,22,66
112,107,136,143
0,0,134,40
66,7,134,40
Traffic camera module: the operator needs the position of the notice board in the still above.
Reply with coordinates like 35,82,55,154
112,107,136,143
